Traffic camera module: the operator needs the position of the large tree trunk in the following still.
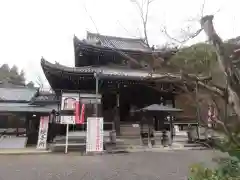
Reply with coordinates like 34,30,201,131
200,15,240,122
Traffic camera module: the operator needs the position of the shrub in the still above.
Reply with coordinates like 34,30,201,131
188,157,240,180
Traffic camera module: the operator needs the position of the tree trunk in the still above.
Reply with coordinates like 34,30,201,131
200,15,240,122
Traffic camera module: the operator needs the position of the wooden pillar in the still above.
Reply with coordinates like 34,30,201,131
25,113,30,145
169,115,173,145
114,83,121,136
169,94,175,142
94,74,99,117
172,95,175,108
195,80,200,139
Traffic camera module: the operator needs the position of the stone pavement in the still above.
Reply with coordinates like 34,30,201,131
0,150,225,180
0,148,50,155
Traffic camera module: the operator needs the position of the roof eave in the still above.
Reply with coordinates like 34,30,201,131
74,37,153,55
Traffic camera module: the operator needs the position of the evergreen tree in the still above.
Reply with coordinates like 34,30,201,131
26,81,34,88
0,64,27,86
0,64,10,81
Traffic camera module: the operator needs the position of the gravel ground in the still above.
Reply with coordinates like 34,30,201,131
0,150,226,180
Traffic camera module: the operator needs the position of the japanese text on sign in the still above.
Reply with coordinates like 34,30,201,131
86,117,103,152
36,116,49,150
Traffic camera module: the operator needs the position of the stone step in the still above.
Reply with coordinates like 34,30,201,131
54,136,111,143
50,142,117,153
117,135,141,139
116,138,142,146
0,137,27,149
50,144,86,152
184,143,203,147
183,142,209,149
55,139,86,144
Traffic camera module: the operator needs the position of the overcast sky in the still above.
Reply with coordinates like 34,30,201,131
0,0,239,87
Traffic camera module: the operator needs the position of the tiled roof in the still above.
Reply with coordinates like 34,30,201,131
86,32,151,52
227,36,240,45
0,87,38,102
33,94,56,101
0,103,56,113
30,92,58,105
138,104,183,112
41,58,182,81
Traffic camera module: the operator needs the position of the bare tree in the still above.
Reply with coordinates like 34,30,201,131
200,15,240,123
131,0,156,47
35,74,44,90
129,0,240,144
84,0,225,113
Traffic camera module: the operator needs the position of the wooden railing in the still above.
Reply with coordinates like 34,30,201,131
70,122,115,132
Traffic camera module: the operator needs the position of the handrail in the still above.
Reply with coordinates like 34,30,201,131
0,129,7,142
0,129,7,137
69,121,115,132
0,128,26,137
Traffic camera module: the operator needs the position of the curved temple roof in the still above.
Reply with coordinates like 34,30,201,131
73,35,177,66
41,58,183,82
0,87,38,102
86,32,151,52
74,34,152,54
73,32,180,69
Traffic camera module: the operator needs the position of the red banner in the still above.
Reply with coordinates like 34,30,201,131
79,104,85,124
75,102,85,124
75,101,80,124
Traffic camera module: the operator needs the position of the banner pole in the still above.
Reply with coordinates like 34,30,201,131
94,73,99,117
65,124,69,154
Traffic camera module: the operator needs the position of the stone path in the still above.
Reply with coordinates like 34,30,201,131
0,150,224,180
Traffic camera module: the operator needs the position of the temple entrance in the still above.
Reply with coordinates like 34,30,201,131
117,85,174,137
101,84,176,137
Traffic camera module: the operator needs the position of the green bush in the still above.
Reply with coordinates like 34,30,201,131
213,137,240,160
189,157,240,180
189,129,240,179
189,163,218,180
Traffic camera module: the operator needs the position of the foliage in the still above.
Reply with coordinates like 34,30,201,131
169,43,217,74
189,157,240,180
0,64,25,85
214,136,240,159
189,134,240,180
26,81,35,88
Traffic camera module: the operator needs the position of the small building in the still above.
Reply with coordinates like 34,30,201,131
0,87,57,148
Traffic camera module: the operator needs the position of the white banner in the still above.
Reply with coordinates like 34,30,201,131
60,93,79,124
36,116,49,150
86,117,104,152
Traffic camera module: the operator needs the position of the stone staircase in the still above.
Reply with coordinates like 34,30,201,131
50,136,134,153
105,136,142,153
49,135,86,152
50,131,113,152
103,123,143,152
0,136,27,149
50,129,210,153
173,132,210,150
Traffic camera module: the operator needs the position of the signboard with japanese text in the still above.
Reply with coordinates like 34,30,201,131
86,117,104,152
36,116,49,150
60,93,79,124
60,115,75,125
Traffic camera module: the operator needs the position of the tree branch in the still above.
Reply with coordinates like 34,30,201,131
200,0,206,17
161,26,203,46
131,0,154,47
211,95,240,148
35,75,44,90
201,15,240,123
83,3,100,33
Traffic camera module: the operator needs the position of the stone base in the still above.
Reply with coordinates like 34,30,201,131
0,148,51,155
